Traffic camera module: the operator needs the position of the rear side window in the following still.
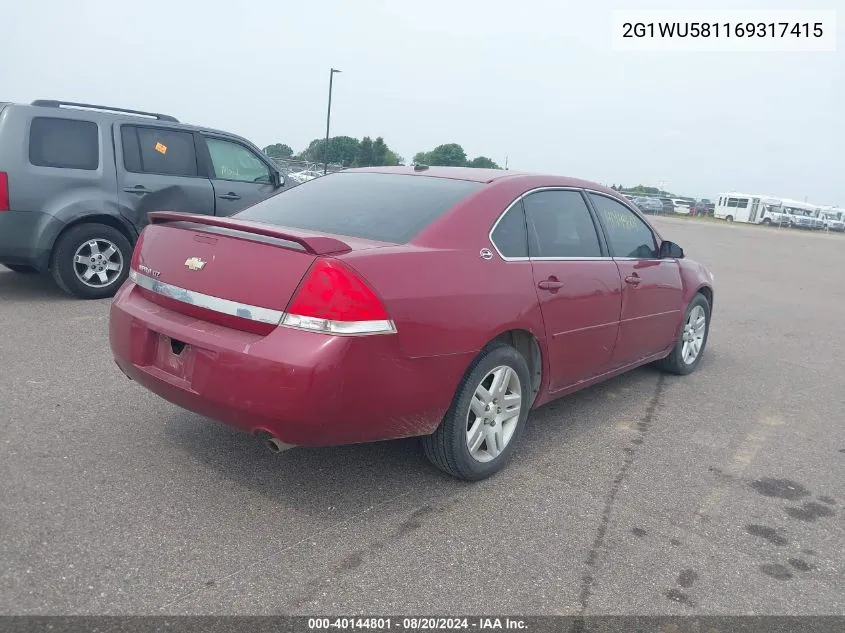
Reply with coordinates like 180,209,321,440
236,172,483,243
589,193,657,259
491,200,528,258
121,126,198,177
523,190,602,258
29,117,99,170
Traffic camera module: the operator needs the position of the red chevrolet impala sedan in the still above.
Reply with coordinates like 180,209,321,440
109,166,714,480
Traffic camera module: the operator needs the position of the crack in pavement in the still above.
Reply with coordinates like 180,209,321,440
577,373,666,615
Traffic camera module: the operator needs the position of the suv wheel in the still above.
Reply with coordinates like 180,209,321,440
51,223,132,299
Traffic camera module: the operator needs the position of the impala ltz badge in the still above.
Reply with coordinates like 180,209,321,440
184,257,207,271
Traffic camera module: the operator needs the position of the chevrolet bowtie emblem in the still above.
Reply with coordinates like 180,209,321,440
184,257,207,271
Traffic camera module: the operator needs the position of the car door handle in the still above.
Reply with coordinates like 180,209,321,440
218,192,241,201
123,185,150,194
537,279,564,291
625,274,642,286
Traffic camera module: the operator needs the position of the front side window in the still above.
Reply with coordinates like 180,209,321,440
490,200,528,258
589,193,657,259
205,137,271,183
29,117,99,170
122,126,197,177
523,190,602,258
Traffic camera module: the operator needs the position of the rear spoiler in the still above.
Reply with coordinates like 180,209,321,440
148,211,351,255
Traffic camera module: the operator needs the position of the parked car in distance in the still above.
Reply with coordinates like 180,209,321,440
691,200,715,216
110,166,715,480
634,197,665,214
672,199,693,214
289,170,323,183
658,197,676,214
0,100,286,298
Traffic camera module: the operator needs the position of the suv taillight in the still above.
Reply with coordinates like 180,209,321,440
0,172,9,211
283,258,395,335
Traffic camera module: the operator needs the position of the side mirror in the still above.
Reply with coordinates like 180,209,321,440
273,170,285,188
659,240,684,259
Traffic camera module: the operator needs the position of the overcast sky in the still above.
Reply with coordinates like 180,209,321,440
4,0,842,204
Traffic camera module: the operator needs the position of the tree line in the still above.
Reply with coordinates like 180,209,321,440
610,184,682,198
263,138,501,170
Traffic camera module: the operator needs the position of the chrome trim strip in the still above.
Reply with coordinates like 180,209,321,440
551,320,618,338
129,269,285,325
620,309,681,324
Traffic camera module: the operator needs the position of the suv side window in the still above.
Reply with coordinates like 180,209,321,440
523,190,602,258
490,200,528,258
29,117,99,170
121,126,198,177
205,137,271,183
589,193,657,259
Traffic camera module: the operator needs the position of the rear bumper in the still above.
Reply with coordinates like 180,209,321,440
109,282,473,446
0,211,63,270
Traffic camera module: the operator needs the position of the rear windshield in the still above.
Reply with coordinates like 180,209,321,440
235,172,484,243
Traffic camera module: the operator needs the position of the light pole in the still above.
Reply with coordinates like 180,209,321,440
324,68,342,174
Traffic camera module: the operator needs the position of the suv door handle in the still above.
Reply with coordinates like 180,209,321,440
123,185,150,194
625,274,642,286
537,278,564,291
218,192,241,201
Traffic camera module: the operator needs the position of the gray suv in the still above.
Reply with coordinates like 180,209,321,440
0,100,286,298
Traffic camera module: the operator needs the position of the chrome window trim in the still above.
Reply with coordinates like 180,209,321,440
488,186,661,263
129,269,285,325
488,186,612,262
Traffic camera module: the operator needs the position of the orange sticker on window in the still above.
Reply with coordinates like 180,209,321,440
154,142,167,155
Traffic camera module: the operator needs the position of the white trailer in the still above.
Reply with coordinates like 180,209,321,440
714,192,785,224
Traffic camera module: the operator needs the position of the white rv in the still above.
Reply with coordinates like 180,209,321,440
714,193,785,225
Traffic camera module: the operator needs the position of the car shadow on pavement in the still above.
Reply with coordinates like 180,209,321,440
160,364,683,517
163,413,470,517
0,269,73,300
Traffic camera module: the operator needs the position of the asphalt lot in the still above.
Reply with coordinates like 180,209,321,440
1,218,844,615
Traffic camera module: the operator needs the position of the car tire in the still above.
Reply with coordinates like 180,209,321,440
4,264,38,273
725,215,734,222
422,342,531,481
51,223,132,300
655,293,711,376
762,218,772,226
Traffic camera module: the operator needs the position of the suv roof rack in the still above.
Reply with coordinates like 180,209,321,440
31,100,179,123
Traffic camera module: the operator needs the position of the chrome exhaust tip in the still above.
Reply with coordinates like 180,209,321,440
256,431,294,454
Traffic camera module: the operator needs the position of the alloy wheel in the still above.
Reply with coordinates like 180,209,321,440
466,365,522,462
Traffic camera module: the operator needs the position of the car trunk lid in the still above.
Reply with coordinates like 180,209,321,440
130,211,370,334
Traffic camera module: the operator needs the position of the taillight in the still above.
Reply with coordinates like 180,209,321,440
0,172,9,211
283,258,395,335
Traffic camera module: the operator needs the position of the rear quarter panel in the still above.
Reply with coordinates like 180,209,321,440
338,177,547,369
343,246,544,360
